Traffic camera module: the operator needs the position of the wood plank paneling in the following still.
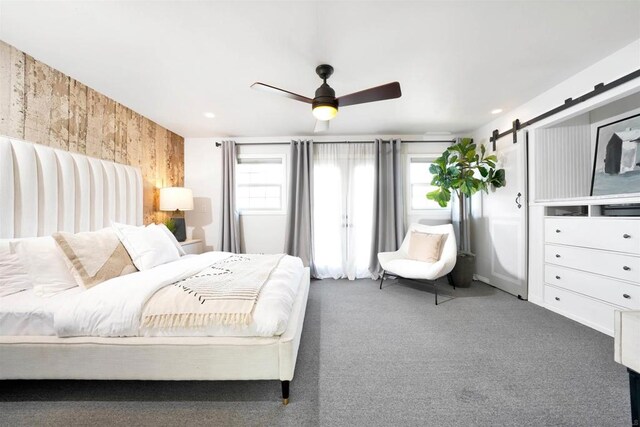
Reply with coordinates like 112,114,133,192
101,97,116,161
0,43,26,138
24,55,54,145
0,40,184,224
126,108,142,167
114,104,128,164
48,68,69,150
68,80,88,154
141,116,157,224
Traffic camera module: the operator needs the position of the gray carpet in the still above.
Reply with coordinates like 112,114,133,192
0,278,631,426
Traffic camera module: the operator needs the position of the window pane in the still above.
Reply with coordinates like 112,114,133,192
409,161,433,184
235,157,284,212
409,158,450,211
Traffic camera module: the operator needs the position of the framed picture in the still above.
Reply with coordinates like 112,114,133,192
590,111,640,197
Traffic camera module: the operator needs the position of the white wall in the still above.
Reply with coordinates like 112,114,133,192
185,135,455,254
469,38,640,295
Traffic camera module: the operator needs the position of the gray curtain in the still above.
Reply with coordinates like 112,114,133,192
369,139,405,279
218,140,241,253
284,140,316,275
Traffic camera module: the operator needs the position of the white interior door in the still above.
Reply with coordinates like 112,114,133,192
482,131,528,298
313,143,374,280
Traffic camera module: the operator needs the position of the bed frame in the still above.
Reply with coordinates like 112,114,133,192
0,136,309,404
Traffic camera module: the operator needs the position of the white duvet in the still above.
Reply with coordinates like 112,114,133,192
54,252,304,338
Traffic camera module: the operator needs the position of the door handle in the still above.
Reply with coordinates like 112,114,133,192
515,192,522,209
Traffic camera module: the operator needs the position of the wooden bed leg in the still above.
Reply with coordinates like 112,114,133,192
281,380,290,405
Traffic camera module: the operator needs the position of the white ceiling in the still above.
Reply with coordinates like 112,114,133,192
1,1,639,138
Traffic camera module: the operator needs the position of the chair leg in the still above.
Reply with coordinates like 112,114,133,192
379,270,386,290
281,380,290,405
447,273,455,290
434,280,438,305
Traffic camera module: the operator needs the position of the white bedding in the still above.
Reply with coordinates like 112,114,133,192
0,252,304,338
0,287,83,336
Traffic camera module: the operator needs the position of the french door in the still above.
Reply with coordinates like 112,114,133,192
313,143,374,280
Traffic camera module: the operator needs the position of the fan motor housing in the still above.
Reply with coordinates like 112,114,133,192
313,82,338,110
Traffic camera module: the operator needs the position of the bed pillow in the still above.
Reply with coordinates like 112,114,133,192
0,253,32,297
10,237,78,297
52,228,138,289
407,232,445,263
112,222,181,270
158,223,186,256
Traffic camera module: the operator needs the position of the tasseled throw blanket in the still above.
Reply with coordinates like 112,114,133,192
142,254,284,329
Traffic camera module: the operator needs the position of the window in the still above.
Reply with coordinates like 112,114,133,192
407,156,451,212
236,155,286,214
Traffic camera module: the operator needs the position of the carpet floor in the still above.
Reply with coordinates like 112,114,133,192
0,278,631,426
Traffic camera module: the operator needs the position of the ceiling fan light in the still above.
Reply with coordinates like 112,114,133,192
312,105,338,121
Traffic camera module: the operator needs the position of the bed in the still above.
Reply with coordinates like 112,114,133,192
0,136,309,404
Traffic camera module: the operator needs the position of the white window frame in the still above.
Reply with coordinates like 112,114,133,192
406,154,452,215
236,153,288,216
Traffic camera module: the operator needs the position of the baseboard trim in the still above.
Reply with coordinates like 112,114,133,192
473,274,491,285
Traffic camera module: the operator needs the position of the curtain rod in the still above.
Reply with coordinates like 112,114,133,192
214,139,455,147
489,68,640,150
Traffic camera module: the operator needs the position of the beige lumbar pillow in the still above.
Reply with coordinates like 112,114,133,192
53,228,138,289
408,231,445,263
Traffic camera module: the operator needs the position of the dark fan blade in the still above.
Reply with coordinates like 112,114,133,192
337,82,401,107
250,82,313,104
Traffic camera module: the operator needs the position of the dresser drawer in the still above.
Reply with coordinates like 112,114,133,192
545,244,640,283
545,264,640,309
545,218,640,254
544,285,620,335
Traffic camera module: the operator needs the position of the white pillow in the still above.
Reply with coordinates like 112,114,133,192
112,223,181,270
10,237,78,297
0,253,32,297
158,223,186,256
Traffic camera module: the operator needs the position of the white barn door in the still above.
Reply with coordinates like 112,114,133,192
481,131,528,298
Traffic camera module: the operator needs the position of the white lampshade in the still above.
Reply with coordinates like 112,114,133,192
160,187,194,211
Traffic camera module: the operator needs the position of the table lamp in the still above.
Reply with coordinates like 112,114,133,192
159,187,194,242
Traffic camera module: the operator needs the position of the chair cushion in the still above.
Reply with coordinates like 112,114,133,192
408,231,444,263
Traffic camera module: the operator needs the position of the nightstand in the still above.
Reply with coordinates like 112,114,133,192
180,239,203,255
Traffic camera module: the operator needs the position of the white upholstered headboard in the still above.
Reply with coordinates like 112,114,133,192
0,136,143,240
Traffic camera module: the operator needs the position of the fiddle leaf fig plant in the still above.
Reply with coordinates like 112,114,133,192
426,138,506,208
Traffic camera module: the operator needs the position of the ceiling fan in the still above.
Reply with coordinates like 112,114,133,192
251,64,401,132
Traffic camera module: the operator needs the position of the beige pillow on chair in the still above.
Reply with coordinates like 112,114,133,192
408,231,445,263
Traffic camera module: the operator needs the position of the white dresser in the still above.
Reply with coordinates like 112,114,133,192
543,217,640,336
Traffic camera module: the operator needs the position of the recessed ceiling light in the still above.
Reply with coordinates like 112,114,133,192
203,112,216,119
491,108,503,115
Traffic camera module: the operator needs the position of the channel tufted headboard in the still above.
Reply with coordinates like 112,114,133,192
0,136,143,240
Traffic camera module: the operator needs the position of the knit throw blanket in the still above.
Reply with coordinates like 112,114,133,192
142,254,284,329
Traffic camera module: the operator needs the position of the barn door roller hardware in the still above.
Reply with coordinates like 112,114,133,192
489,68,640,151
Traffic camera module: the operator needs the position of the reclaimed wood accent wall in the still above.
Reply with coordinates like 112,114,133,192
0,40,184,224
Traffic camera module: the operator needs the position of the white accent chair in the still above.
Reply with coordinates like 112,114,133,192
378,223,457,305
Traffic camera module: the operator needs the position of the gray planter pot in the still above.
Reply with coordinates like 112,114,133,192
451,252,475,288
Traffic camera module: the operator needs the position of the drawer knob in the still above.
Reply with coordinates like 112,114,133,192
623,234,631,239
623,294,631,299
623,266,631,271
555,229,561,233
555,275,561,280
555,254,561,258
555,297,560,301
